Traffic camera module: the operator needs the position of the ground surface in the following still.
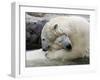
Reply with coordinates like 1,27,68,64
26,49,89,67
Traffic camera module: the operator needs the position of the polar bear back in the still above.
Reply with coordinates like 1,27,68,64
42,16,89,37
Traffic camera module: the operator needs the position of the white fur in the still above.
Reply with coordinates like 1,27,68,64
41,16,89,61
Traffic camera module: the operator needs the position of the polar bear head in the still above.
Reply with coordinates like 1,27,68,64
53,35,72,51
41,34,72,51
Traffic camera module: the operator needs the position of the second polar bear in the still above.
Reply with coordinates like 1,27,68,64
41,16,89,61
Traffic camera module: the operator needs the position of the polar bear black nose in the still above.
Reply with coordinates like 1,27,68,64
42,46,50,52
42,49,47,51
66,44,72,51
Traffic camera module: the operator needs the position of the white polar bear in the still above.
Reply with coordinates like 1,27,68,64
41,16,89,61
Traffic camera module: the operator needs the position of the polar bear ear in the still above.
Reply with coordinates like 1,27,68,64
53,24,58,30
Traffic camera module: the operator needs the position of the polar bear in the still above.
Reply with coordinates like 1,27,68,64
41,16,89,61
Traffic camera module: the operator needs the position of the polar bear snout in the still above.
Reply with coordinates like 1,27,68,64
65,43,72,51
42,45,50,51
42,48,47,51
54,35,72,51
42,47,48,51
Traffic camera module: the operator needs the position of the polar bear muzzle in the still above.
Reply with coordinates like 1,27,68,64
55,35,72,51
65,43,72,51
